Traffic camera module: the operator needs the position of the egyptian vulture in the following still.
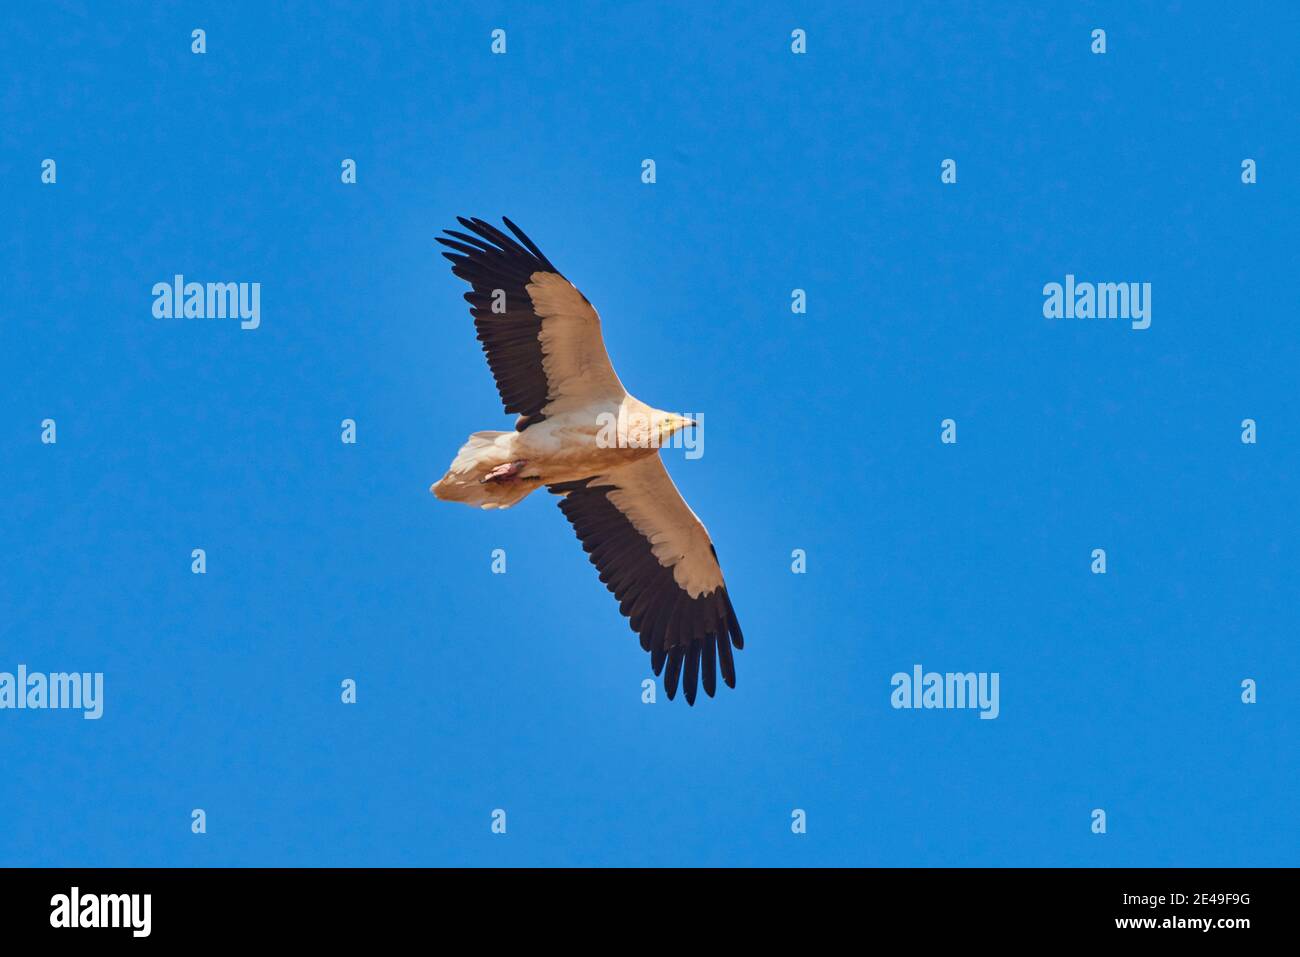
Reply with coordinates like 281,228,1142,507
431,217,743,705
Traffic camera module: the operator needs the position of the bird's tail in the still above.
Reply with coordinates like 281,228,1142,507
431,431,537,510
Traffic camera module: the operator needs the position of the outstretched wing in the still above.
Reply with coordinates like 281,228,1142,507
437,216,626,430
549,456,743,705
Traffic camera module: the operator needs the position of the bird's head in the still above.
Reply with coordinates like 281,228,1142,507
653,411,698,442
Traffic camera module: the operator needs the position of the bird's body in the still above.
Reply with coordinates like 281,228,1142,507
432,396,684,509
430,217,743,704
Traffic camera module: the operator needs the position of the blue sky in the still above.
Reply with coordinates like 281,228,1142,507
1,1,1297,866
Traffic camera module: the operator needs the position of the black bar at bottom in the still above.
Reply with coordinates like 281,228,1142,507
0,867,1279,942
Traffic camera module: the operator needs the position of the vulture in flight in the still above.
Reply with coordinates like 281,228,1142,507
431,216,743,705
